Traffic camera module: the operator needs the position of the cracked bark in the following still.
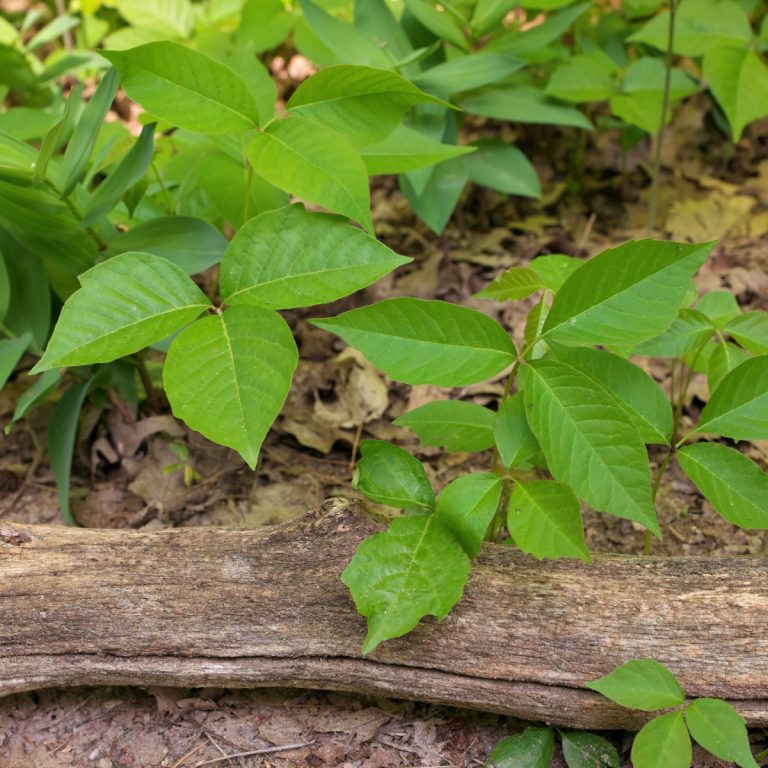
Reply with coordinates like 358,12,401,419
1,498,766,730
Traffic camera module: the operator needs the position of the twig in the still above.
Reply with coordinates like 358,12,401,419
171,743,204,768
193,742,312,766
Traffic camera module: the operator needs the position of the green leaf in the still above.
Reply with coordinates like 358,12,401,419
403,0,468,50
220,45,277,126
543,240,714,347
107,216,228,275
82,122,155,226
466,140,541,198
529,254,583,291
32,252,211,372
471,0,517,36
678,443,768,529
695,290,740,329
221,205,409,310
475,266,544,301
60,68,119,196
508,480,590,562
704,46,768,141
115,0,194,38
0,333,32,390
630,712,691,768
237,0,295,53
726,310,768,354
685,698,759,768
708,341,750,392
695,356,768,440
312,298,516,387
491,727,555,768
524,297,549,359
103,42,260,134
354,0,413,63
342,513,471,653
545,54,618,103
634,309,714,358
36,84,81,182
27,14,80,52
0,251,8,324
288,65,447,146
394,400,496,452
435,472,501,557
361,124,475,175
354,439,435,511
586,659,685,711
413,53,525,94
248,116,373,232
560,731,619,768
548,345,673,444
524,360,659,534
9,369,61,429
494,392,540,468
463,86,593,129
164,305,298,469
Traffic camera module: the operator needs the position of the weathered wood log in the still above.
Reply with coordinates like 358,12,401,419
1,498,767,730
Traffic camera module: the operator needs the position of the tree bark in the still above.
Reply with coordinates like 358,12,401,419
1,498,767,730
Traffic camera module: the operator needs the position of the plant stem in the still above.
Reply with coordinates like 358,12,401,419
646,0,677,236
151,159,174,215
645,448,675,555
48,180,109,250
133,352,159,412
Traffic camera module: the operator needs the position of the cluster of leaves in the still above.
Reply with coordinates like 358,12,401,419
334,238,768,652
490,659,758,768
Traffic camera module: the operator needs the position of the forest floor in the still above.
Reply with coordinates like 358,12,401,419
2,88,768,766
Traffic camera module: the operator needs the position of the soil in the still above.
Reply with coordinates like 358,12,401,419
3,83,768,765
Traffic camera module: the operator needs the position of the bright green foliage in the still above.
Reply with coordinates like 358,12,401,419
0,334,32,390
695,291,741,329
635,309,714,358
476,266,544,301
507,480,590,562
707,342,750,393
491,726,554,768
466,140,541,198
104,42,261,134
435,472,501,557
403,0,468,50
412,53,524,94
726,310,768,354
678,443,768,529
586,659,685,711
163,306,297,469
560,731,619,768
524,360,659,535
354,440,435,512
542,240,715,347
394,401,496,452
631,712,691,768
32,253,211,372
313,299,516,387
341,513,471,654
247,116,373,232
529,254,583,290
494,393,540,468
695,356,768,440
545,53,618,103
685,698,759,768
221,205,410,310
7,369,61,432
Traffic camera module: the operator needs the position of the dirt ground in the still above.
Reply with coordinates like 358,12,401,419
3,94,768,766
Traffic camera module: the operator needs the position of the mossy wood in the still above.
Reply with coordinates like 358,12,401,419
1,499,766,730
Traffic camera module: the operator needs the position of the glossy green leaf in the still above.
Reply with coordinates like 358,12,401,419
27,14,80,51
288,65,446,146
164,305,298,469
82,122,155,226
685,698,758,768
524,297,550,359
413,53,524,94
524,360,659,534
491,727,555,768
342,513,471,653
545,54,618,103
435,472,501,557
560,730,619,768
463,86,593,129
221,205,409,310
630,712,691,768
586,659,685,711
32,252,211,372
678,443,768,529
9,369,61,429
0,251,8,324
248,116,373,232
361,124,475,175
107,216,228,275
549,345,673,444
695,290,740,329
634,309,714,358
403,0,468,49
220,45,277,126
471,0,517,36
313,298,516,387
237,0,295,53
60,67,119,196
115,0,194,38
36,84,81,181
494,393,540,468
475,266,543,301
695,356,768,440
726,310,768,354
394,400,496,452
543,240,714,347
0,333,32,391
708,341,750,392
466,140,541,198
354,0,413,63
104,42,260,134
353,439,435,511
508,480,590,562
529,254,583,291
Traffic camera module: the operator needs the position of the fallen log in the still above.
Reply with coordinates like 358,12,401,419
1,498,766,730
